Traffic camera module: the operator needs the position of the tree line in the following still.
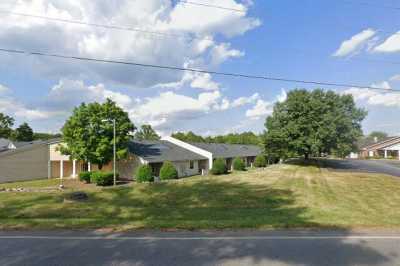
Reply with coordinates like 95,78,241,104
171,131,262,145
0,113,61,141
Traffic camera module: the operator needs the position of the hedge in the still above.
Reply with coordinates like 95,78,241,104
254,155,267,168
136,165,153,183
211,158,228,175
90,171,116,186
79,171,91,183
160,161,178,180
233,157,246,171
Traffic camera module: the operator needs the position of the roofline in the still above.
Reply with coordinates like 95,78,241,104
362,136,400,150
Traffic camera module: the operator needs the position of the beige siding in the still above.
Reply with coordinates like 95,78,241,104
172,160,199,177
49,143,70,161
0,145,49,183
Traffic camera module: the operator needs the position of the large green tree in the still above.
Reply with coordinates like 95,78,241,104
135,124,160,141
61,99,135,169
0,113,14,139
264,89,367,160
13,122,34,142
358,131,388,149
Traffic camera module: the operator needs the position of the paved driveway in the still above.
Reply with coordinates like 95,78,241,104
320,159,400,177
1,230,400,266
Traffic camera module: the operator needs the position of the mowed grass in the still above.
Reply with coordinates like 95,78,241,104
1,162,400,230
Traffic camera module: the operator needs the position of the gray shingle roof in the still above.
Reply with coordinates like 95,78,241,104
189,142,262,158
0,138,13,152
128,140,207,163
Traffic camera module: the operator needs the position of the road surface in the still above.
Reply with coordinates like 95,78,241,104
320,159,400,177
1,230,400,266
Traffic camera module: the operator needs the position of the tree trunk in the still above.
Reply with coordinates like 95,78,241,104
304,153,309,160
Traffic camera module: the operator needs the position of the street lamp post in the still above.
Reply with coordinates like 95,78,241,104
102,118,117,186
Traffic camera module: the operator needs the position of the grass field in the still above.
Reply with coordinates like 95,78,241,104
1,161,400,230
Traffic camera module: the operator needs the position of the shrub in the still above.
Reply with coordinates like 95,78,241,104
136,165,153,183
254,155,267,168
211,158,228,175
160,161,178,180
90,171,115,186
233,157,246,171
79,171,91,183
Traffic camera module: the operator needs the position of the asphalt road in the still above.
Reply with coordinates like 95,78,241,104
1,230,400,266
320,159,400,177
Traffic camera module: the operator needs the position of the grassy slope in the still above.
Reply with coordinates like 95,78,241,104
1,163,400,230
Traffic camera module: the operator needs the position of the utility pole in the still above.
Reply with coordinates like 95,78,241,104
113,118,116,187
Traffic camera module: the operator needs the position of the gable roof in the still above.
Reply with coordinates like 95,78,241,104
0,138,13,152
128,140,207,163
361,136,400,151
0,139,54,157
188,142,262,158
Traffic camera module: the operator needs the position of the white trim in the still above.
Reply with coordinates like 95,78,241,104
162,136,213,169
60,160,64,179
72,160,77,178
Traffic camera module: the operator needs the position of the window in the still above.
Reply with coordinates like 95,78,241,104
189,161,194,169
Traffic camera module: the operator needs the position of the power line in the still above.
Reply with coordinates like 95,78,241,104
0,10,213,42
0,47,398,93
179,0,246,12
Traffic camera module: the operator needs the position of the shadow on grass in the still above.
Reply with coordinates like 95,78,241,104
0,176,393,266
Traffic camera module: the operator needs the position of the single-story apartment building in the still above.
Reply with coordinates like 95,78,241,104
0,137,262,183
359,136,400,160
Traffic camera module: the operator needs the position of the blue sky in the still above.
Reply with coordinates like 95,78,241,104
0,0,399,136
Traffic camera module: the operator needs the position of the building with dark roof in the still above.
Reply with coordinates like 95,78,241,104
0,136,262,183
359,136,400,159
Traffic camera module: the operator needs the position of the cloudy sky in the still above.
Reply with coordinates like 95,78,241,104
0,0,399,136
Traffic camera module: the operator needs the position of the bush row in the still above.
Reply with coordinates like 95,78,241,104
136,161,179,183
79,171,117,186
79,155,268,184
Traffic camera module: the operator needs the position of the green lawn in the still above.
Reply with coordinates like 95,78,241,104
1,162,400,230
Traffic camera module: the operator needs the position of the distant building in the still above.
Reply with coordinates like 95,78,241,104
359,136,400,160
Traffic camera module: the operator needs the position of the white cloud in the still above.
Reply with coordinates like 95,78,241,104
0,84,10,94
0,0,260,87
374,31,400,53
211,43,245,65
0,97,56,120
48,79,132,109
344,80,400,108
244,89,286,120
245,99,273,120
390,74,400,81
190,73,220,91
333,29,376,57
231,93,260,107
129,90,223,129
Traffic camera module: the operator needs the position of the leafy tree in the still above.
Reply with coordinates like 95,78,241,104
136,165,153,183
264,89,366,160
61,99,135,169
211,158,228,175
13,122,34,142
33,132,62,140
254,155,267,168
358,131,388,148
0,113,14,139
172,131,262,145
135,124,160,141
171,131,205,143
233,157,246,171
159,161,178,180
